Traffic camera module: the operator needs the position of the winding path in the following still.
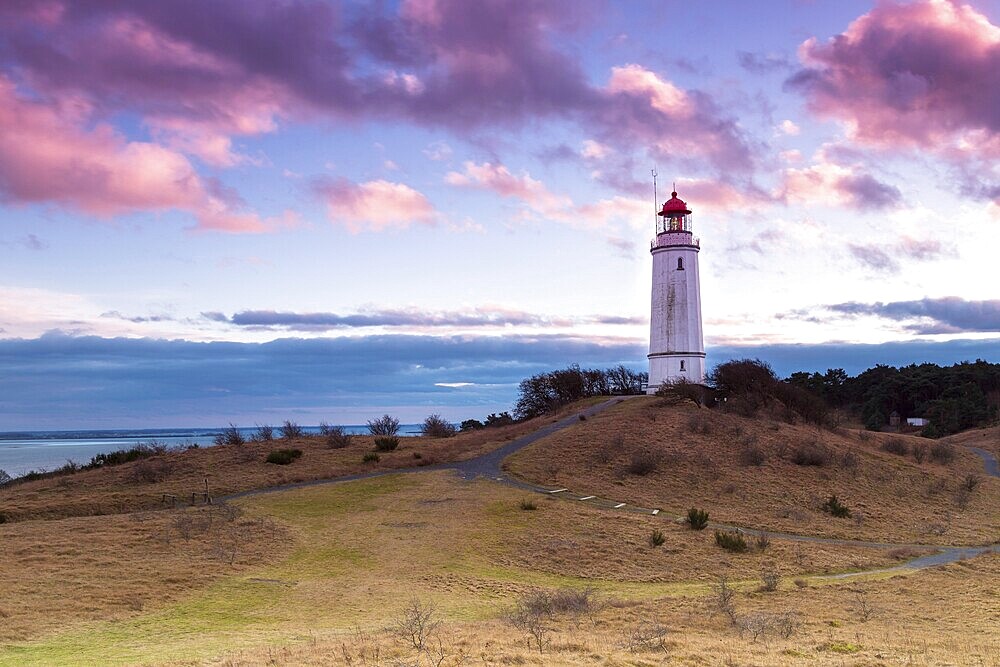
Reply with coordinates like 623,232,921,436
228,398,1000,578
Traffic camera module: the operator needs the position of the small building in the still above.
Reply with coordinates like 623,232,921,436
907,417,929,427
889,410,901,427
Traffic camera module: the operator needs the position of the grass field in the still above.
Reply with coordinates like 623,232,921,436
505,397,1000,545
2,469,998,666
2,398,998,665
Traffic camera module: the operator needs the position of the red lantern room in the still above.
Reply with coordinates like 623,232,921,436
656,190,693,235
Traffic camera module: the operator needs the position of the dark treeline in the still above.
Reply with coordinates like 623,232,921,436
787,359,1000,436
513,364,648,420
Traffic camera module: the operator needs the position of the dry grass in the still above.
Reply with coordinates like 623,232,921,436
1,469,997,666
0,399,606,522
504,397,1000,545
199,552,1000,667
0,503,288,643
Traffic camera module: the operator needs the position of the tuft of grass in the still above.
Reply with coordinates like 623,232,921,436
821,495,851,518
686,508,709,530
374,436,400,452
362,452,380,463
648,529,666,547
519,499,538,511
714,530,748,553
265,449,303,465
626,450,660,476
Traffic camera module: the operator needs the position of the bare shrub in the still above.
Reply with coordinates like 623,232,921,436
738,439,767,467
687,414,713,435
881,438,909,456
790,441,830,467
962,474,981,492
251,424,273,442
648,529,666,547
368,414,401,437
626,450,660,476
280,420,304,439
129,457,175,483
857,430,871,442
839,450,860,470
931,442,956,464
622,621,669,653
657,378,710,406
852,588,878,622
214,423,245,446
521,588,595,617
390,599,440,650
420,414,456,438
759,565,780,592
712,577,738,624
754,531,771,552
324,425,352,449
912,442,928,463
505,605,549,654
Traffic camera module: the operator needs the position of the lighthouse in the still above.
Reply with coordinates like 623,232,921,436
646,189,705,393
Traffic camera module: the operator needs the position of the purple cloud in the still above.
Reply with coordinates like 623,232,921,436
847,244,900,273
836,174,901,210
829,297,1000,334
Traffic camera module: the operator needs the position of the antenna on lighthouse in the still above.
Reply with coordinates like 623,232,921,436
651,167,658,227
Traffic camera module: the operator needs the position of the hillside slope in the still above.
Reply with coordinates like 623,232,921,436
504,397,1000,545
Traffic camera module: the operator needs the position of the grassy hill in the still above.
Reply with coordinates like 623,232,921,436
505,397,1000,545
0,397,998,665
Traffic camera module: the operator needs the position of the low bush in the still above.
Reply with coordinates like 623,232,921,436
754,531,771,552
519,499,538,511
686,508,709,530
280,420,304,439
739,442,767,467
881,438,909,456
89,442,167,468
421,414,457,438
521,588,595,617
265,449,302,465
374,436,400,452
790,442,830,467
840,450,860,470
648,529,666,547
460,418,485,431
324,425,352,449
759,566,780,592
214,424,245,447
931,442,956,464
626,450,660,476
363,452,380,463
912,442,928,463
821,494,851,518
715,530,748,553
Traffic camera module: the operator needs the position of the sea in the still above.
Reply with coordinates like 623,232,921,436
0,424,423,479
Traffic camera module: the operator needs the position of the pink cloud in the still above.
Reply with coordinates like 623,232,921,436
0,76,284,233
788,0,1000,153
444,162,567,212
1,0,755,178
314,178,437,233
778,159,900,210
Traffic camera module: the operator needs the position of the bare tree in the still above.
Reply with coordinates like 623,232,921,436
367,414,401,436
390,599,441,650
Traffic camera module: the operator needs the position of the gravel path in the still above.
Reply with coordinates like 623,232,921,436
226,398,1000,577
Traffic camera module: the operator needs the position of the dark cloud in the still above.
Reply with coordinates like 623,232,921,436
737,51,792,74
0,332,646,428
828,297,1000,334
213,308,639,331
1,332,995,429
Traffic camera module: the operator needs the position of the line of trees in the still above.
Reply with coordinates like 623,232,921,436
788,360,1000,436
513,364,647,420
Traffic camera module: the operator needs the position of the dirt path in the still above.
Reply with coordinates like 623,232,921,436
227,398,1000,577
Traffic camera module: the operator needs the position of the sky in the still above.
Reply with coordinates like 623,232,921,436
0,0,998,429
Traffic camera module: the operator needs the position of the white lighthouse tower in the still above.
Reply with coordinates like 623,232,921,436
646,189,705,394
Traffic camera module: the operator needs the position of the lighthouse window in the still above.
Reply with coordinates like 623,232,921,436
680,361,686,371
677,257,684,270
